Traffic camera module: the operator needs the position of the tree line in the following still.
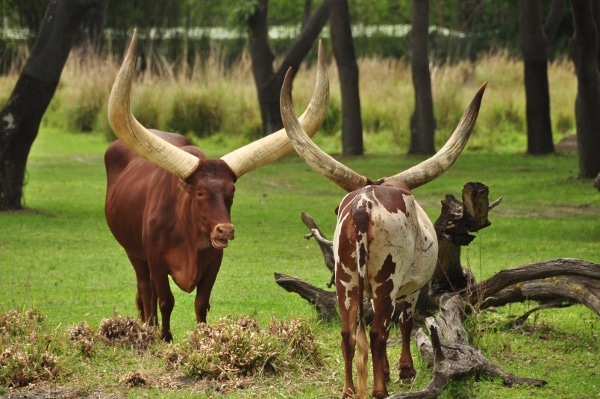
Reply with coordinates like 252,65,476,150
0,0,573,64
0,0,598,212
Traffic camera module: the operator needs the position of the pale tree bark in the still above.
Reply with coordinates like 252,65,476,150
329,0,363,155
0,0,97,210
409,0,436,155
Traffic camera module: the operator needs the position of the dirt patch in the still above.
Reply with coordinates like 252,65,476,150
555,134,577,153
495,203,598,218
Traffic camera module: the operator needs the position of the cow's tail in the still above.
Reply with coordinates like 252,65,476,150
354,207,369,399
356,290,368,399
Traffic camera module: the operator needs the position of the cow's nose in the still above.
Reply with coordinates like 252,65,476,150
214,223,235,240
211,223,235,249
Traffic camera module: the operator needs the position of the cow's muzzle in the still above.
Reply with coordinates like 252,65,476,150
211,223,235,249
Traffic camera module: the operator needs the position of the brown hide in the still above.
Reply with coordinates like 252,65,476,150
105,130,236,342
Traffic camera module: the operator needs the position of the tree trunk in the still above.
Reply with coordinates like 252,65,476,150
409,0,436,155
77,0,109,56
544,0,567,43
329,0,364,155
248,0,329,136
0,0,97,210
519,0,555,155
248,0,277,136
569,0,600,179
302,0,313,28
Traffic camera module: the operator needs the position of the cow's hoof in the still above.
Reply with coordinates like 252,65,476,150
161,331,173,343
372,390,388,399
341,386,356,398
399,364,416,380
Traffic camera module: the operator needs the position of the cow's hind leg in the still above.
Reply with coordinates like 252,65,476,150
338,293,360,398
398,296,418,380
370,298,394,399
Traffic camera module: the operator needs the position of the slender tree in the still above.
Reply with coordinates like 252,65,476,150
329,0,363,155
569,0,600,179
81,0,109,54
519,0,565,155
245,0,329,136
409,0,436,154
0,0,97,210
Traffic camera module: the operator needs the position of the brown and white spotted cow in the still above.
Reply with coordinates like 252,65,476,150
280,68,486,399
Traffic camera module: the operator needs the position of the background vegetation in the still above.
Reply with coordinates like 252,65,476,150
0,46,577,155
0,0,575,73
0,47,598,397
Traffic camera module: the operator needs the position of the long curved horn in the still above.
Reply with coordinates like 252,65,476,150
220,40,329,178
281,67,368,192
108,29,200,181
386,82,487,189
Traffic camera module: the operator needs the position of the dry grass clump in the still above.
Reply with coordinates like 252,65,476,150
0,309,60,388
162,315,323,381
67,321,97,357
119,370,150,387
96,312,160,351
68,312,159,356
1,308,323,393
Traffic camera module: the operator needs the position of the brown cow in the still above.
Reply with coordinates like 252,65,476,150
105,31,329,342
280,68,485,398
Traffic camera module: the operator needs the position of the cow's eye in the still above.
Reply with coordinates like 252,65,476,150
196,191,204,198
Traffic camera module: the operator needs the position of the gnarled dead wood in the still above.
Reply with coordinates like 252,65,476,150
470,258,600,310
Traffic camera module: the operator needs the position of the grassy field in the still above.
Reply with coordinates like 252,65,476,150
0,124,598,398
0,47,598,397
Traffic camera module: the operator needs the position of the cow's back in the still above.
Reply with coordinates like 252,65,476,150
335,184,438,300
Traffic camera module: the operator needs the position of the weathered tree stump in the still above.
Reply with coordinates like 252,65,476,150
274,182,600,398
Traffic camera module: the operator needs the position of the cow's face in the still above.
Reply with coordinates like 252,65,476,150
183,159,237,250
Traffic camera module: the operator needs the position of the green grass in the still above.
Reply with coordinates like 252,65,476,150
0,127,599,397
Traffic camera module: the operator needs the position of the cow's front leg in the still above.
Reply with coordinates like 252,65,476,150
194,263,221,324
128,255,157,324
153,269,175,342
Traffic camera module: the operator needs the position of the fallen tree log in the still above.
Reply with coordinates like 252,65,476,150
274,182,600,398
